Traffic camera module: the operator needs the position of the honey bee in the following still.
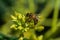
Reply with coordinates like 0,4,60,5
26,13,38,25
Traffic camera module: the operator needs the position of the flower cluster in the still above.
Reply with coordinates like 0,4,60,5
10,11,44,40
10,12,28,31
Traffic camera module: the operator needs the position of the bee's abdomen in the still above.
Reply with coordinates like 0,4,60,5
34,18,38,25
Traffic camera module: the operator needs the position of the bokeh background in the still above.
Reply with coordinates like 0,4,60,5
0,0,60,40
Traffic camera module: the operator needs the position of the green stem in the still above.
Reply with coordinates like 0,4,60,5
51,0,59,32
38,0,53,24
39,0,53,18
44,0,59,40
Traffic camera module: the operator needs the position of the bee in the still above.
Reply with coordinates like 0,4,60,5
26,13,38,25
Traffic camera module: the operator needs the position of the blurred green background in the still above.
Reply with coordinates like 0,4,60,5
0,0,60,40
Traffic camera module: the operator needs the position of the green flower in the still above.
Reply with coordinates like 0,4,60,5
38,35,43,40
19,37,23,40
11,15,17,21
10,24,17,30
17,26,23,30
10,12,44,40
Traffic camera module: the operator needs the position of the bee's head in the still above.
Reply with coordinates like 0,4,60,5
26,13,33,17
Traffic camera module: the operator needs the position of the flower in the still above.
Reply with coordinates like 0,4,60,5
24,28,29,32
39,26,44,30
18,26,23,30
18,14,22,19
10,24,17,30
19,37,23,40
38,15,44,23
25,23,28,27
11,15,17,20
15,11,22,19
22,15,25,22
10,12,44,40
35,26,44,31
38,35,43,40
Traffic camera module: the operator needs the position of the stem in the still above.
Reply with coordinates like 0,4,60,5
51,0,59,32
44,0,59,40
38,0,53,24
39,0,53,18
